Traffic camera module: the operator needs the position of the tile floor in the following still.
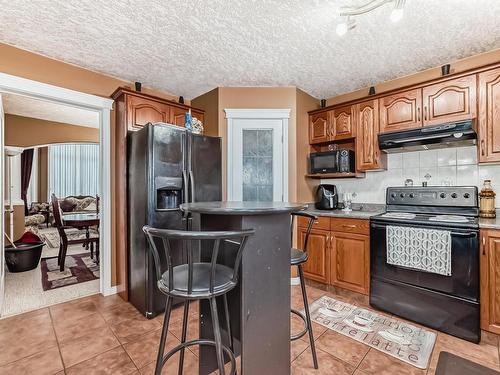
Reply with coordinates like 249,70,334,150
0,284,498,374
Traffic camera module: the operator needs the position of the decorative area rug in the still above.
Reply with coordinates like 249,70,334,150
39,228,94,248
40,253,99,291
308,296,436,369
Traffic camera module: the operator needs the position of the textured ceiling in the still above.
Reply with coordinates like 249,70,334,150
0,0,499,99
3,93,99,128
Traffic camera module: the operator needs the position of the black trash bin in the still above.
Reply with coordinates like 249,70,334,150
5,241,45,273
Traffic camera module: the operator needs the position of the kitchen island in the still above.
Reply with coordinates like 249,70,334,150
180,201,306,375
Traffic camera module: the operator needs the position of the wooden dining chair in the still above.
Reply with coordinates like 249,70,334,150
50,194,99,272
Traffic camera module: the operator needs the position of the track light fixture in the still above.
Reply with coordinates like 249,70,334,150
336,0,407,36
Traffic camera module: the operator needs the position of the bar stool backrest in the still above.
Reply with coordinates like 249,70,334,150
291,212,317,252
143,226,254,296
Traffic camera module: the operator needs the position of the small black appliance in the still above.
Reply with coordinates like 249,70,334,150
315,184,338,210
310,149,355,174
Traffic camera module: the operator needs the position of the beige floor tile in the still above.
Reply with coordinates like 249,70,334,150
53,312,107,344
316,330,370,366
123,329,181,370
65,347,137,375
59,326,120,368
358,349,426,375
109,315,161,344
139,349,198,374
50,298,98,325
0,312,58,366
291,347,355,375
100,302,144,324
0,346,63,375
291,339,310,362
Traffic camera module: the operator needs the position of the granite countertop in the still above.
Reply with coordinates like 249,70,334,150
305,203,386,220
479,212,500,229
180,201,307,215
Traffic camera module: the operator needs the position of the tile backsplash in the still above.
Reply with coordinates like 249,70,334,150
320,146,500,207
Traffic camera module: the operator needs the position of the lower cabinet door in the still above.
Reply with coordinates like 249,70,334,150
300,228,330,284
480,230,500,334
331,232,370,295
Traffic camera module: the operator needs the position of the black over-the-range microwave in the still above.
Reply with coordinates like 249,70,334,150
309,149,355,174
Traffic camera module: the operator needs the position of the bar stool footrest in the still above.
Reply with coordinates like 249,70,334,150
160,338,237,375
291,308,308,341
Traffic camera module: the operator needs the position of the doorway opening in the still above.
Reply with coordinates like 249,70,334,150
0,73,113,317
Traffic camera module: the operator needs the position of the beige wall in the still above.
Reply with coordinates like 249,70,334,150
193,87,320,203
296,89,320,202
0,42,184,286
5,114,99,147
326,48,500,106
217,87,297,200
191,88,219,137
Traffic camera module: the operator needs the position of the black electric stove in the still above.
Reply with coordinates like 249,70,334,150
370,186,480,343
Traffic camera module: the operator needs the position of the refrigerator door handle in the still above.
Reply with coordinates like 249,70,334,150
182,170,188,204
189,170,195,203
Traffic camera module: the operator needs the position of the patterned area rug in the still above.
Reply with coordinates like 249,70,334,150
39,228,96,248
40,253,99,291
308,296,436,369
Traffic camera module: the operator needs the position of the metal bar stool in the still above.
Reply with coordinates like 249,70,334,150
290,211,319,369
143,226,254,375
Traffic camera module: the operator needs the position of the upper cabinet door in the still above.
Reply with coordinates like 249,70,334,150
355,99,386,171
479,68,500,163
379,88,422,133
422,75,477,126
127,96,170,131
309,111,329,144
171,106,187,127
331,106,354,140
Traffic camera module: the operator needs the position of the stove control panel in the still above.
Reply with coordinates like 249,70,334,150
386,186,478,207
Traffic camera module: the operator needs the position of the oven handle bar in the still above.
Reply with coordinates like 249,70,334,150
370,223,478,238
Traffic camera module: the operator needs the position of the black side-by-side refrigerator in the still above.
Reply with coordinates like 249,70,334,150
127,123,222,318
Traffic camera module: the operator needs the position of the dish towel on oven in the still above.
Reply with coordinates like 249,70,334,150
386,225,451,276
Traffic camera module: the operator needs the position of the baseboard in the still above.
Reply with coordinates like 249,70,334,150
290,277,300,286
103,286,118,296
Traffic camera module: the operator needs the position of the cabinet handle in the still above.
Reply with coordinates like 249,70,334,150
417,107,421,122
481,140,486,156
482,236,486,256
342,224,357,229
424,106,428,121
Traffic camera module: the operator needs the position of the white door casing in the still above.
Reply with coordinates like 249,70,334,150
0,94,4,313
0,72,115,300
225,109,290,202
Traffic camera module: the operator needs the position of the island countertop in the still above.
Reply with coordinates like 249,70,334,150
180,201,307,215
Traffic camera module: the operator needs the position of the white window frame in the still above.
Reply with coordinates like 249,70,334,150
0,72,115,298
225,109,290,202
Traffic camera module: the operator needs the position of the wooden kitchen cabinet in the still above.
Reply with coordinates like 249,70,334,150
331,105,355,140
478,67,500,163
330,231,370,295
298,216,370,294
355,99,387,171
299,227,331,284
480,230,500,334
126,95,171,130
379,88,422,133
422,75,477,126
309,111,329,144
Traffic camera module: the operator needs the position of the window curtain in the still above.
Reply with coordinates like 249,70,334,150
48,144,99,198
21,148,34,215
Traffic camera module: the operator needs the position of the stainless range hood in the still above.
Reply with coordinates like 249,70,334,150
378,120,476,153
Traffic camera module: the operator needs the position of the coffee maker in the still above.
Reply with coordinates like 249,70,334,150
315,184,338,210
